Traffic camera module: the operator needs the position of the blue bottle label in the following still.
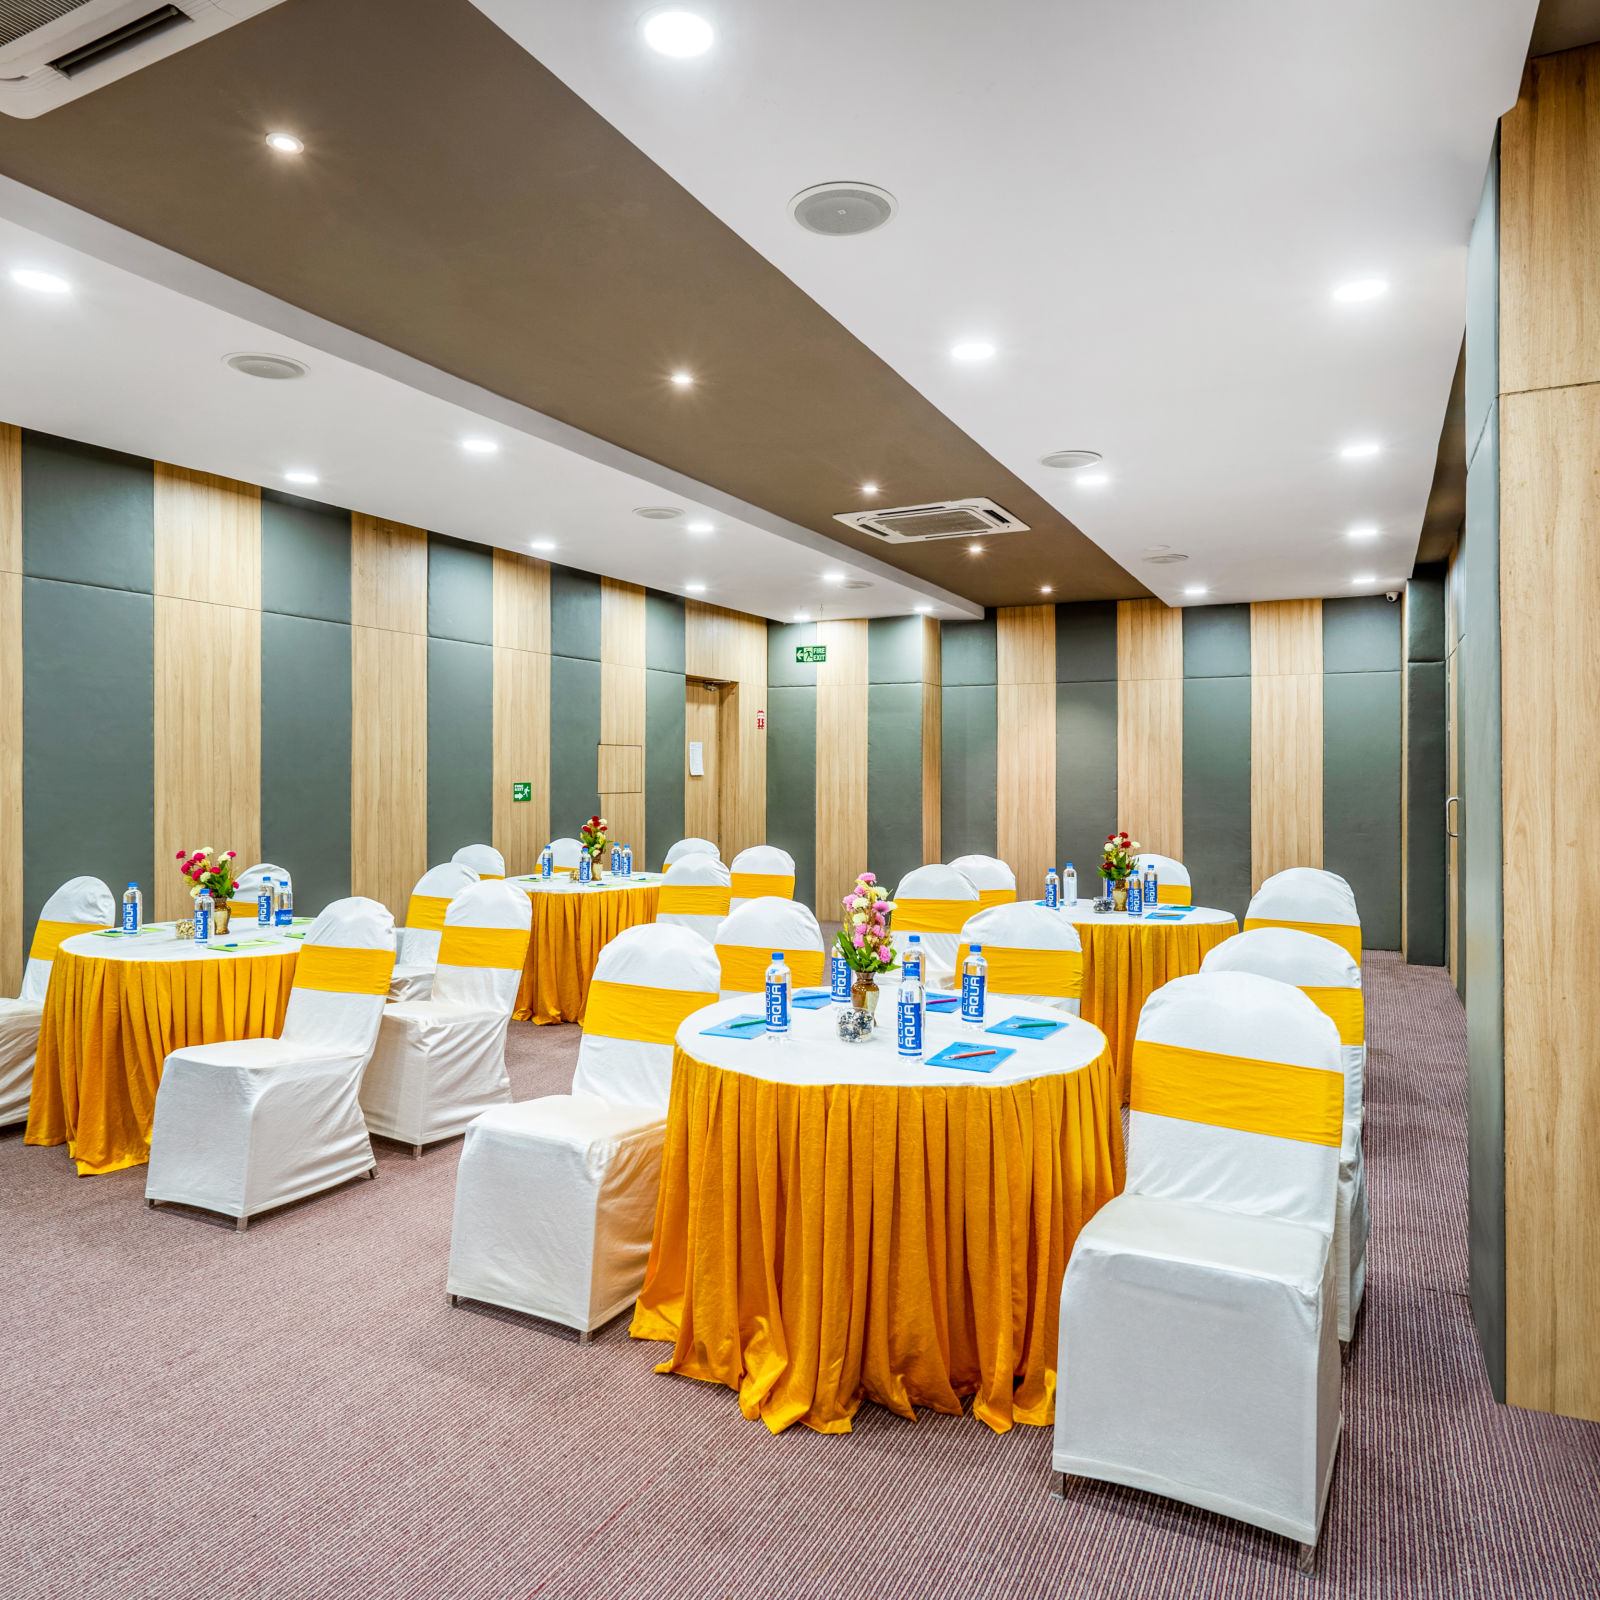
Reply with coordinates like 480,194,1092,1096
766,979,789,1032
578,854,592,884
1128,878,1142,916
122,900,137,933
901,950,921,984
541,853,552,879
623,848,632,877
961,972,986,1023
194,902,210,942
1145,870,1158,907
1045,880,1058,909
258,892,273,924
275,904,291,927
830,950,851,1002
897,992,923,1056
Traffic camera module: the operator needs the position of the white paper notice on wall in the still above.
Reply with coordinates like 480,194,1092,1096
688,740,704,777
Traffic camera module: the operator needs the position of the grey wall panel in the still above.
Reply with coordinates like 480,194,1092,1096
941,684,997,861
427,534,494,645
22,578,153,934
261,612,351,913
427,638,493,863
261,491,350,622
941,613,996,687
867,683,923,893
1056,681,1117,889
1324,595,1402,675
1182,678,1253,920
21,431,152,593
1056,602,1117,682
1407,562,1447,665
645,589,686,674
645,666,686,870
549,564,602,661
767,620,818,688
1465,136,1499,465
868,616,923,684
766,684,817,909
1182,604,1251,678
1405,660,1448,965
1322,671,1403,950
549,653,602,834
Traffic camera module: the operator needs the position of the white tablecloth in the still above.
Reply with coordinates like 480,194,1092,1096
59,923,311,964
509,872,663,897
1056,898,1236,930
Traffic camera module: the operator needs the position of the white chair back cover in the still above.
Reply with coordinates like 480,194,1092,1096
281,897,397,1057
398,862,479,966
571,923,722,1111
728,844,797,907
1245,868,1362,962
1134,853,1191,906
431,880,533,1013
656,855,733,941
954,901,1083,1008
546,836,583,870
451,843,506,880
892,864,980,983
23,876,116,1002
1130,972,1342,1229
231,862,290,916
947,854,1017,910
665,836,721,866
714,898,825,992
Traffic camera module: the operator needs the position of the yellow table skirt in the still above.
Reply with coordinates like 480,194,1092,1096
26,946,297,1177
512,884,661,1024
1078,918,1238,1099
630,1043,1124,1435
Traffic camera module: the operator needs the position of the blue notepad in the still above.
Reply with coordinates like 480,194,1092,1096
700,1013,768,1039
925,993,960,1011
791,989,833,1009
926,1042,1016,1074
987,1014,1067,1040
1143,910,1188,921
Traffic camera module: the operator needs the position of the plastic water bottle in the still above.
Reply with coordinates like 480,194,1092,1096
1127,873,1143,917
274,878,293,928
1062,863,1077,906
539,845,554,880
610,843,621,874
901,933,923,985
1044,866,1059,910
1143,861,1159,912
897,965,925,1059
193,887,213,945
830,946,851,1004
622,845,632,878
121,881,142,933
257,881,273,927
961,943,988,1028
578,852,593,885
765,951,791,1038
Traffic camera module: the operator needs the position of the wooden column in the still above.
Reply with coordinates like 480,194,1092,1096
1249,598,1323,889
814,618,869,916
0,423,20,992
684,601,767,862
920,616,942,866
599,578,647,861
491,550,551,876
997,605,1056,893
1116,599,1183,858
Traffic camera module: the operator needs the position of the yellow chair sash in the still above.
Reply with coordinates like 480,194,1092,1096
976,887,1017,911
715,945,826,992
891,898,976,935
659,884,732,917
1243,916,1362,963
477,873,505,880
405,894,452,932
291,944,395,996
1300,985,1364,1046
584,979,719,1045
1131,1039,1343,1147
437,925,530,970
730,872,796,901
1157,883,1192,905
29,919,109,961
955,943,1081,998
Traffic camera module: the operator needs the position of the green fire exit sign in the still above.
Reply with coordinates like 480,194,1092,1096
512,782,532,802
795,644,827,664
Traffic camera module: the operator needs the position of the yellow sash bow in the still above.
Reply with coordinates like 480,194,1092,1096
730,872,795,901
1131,1039,1343,1146
292,944,396,996
437,925,531,971
29,920,109,961
955,943,1082,998
1300,985,1364,1046
1243,917,1362,963
584,979,719,1045
405,894,452,932
891,898,977,935
715,945,826,992
659,884,732,917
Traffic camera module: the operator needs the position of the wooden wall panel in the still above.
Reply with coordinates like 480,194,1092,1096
493,550,551,653
1500,383,1600,1421
1250,599,1324,889
1116,600,1183,858
492,646,550,876
684,683,721,844
600,579,647,856
0,431,19,988
0,421,18,574
921,616,942,865
815,619,869,919
997,606,1056,893
352,514,427,635
153,464,260,608
685,601,766,859
352,625,427,920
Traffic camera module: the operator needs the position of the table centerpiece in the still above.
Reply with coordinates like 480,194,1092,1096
1099,831,1139,912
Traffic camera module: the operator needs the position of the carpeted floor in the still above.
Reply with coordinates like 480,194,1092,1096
3,954,1597,1599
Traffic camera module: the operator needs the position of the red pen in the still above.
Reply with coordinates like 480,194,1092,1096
951,1049,997,1060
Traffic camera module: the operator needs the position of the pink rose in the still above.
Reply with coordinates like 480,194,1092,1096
175,849,186,861
860,872,876,884
852,930,865,948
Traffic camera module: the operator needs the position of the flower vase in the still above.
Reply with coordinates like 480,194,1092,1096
851,975,880,1018
214,902,231,935
1111,881,1128,912
837,974,878,1042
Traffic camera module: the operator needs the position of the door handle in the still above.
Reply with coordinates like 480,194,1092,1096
1445,795,1460,839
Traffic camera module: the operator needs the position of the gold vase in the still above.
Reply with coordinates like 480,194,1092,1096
850,974,880,1018
1111,881,1128,912
214,902,231,935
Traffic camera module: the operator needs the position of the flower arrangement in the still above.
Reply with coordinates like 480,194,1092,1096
1100,831,1140,885
579,815,609,866
176,847,238,903
835,873,897,974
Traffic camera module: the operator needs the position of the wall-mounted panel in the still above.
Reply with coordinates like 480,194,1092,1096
492,550,550,654
941,685,997,863
645,588,687,674
867,682,922,895
1116,600,1182,859
921,618,942,866
997,606,1056,894
21,431,152,593
351,514,427,635
549,653,602,836
493,646,551,876
427,533,494,646
261,491,351,623
766,623,817,903
351,625,427,922
1323,667,1402,950
600,580,648,857
645,668,685,870
815,620,869,919
1056,604,1117,887
427,637,493,864
153,465,260,610
0,426,18,992
550,564,602,661
1250,599,1323,888
686,601,767,859
1181,606,1251,918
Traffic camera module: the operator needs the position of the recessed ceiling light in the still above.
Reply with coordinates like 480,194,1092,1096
822,572,846,584
1040,584,1053,595
1340,440,1382,461
795,611,811,622
283,470,318,486
9,267,69,294
1352,574,1376,586
634,506,683,520
1184,584,1209,597
1347,523,1379,541
968,542,984,554
529,538,556,552
914,604,932,614
686,519,714,534
1040,450,1103,471
265,132,304,154
670,370,694,388
951,340,996,363
461,437,499,455
224,352,307,380
1076,472,1109,489
1333,277,1388,303
860,482,879,495
685,581,707,594
790,183,898,237
641,9,714,57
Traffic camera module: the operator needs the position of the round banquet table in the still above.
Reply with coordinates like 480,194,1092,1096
1059,899,1238,1098
26,923,306,1176
509,873,662,1025
630,988,1124,1436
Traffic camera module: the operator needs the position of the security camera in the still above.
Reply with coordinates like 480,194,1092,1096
1385,590,1400,602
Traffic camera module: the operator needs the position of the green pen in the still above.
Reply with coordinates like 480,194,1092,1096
725,1016,766,1030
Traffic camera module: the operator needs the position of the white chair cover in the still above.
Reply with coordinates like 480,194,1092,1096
728,844,797,910
360,881,533,1153
655,855,733,942
229,862,290,921
145,897,397,1226
0,877,115,1125
1202,927,1368,1338
451,843,506,880
713,898,825,996
664,836,720,866
447,923,721,1334
1055,972,1344,1548
955,901,1083,1015
546,836,583,870
891,864,980,988
947,854,1018,910
1245,868,1362,963
1135,852,1192,907
390,862,479,1003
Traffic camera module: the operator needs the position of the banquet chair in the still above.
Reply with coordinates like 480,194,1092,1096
389,862,479,1003
714,898,825,996
229,862,290,923
664,836,720,867
655,855,732,941
359,881,532,1156
546,836,583,870
891,865,980,988
1201,927,1368,1340
948,854,1018,911
145,897,397,1231
0,876,115,1126
1245,868,1362,963
956,901,1083,1015
447,923,721,1338
452,843,505,879
1134,853,1191,906
728,844,797,910
1055,972,1344,1562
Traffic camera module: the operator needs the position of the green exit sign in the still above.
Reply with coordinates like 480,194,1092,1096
511,782,532,802
795,644,827,664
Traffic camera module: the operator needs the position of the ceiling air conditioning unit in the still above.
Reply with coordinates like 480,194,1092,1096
833,497,1029,544
0,0,286,119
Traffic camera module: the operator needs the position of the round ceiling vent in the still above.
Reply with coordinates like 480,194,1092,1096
841,579,873,591
632,506,684,520
1144,552,1190,565
790,182,898,237
1039,450,1103,471
224,352,308,381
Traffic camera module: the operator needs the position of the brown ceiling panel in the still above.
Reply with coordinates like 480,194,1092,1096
0,0,1145,605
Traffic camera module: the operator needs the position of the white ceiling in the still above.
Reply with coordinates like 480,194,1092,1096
0,182,978,622
476,0,1536,605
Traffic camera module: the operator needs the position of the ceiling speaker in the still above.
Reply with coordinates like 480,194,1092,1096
1039,450,1103,471
790,182,898,237
225,352,308,381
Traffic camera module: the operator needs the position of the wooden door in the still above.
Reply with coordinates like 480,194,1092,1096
685,683,721,844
